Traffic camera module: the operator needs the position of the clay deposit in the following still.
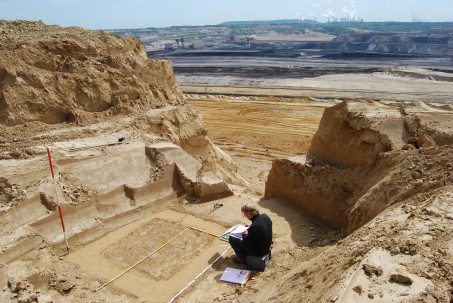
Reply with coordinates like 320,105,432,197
1,21,452,303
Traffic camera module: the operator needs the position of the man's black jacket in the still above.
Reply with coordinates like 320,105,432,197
243,213,272,256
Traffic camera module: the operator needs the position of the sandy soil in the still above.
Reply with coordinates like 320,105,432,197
185,96,328,194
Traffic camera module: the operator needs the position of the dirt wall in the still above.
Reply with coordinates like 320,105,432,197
264,156,368,229
265,101,453,232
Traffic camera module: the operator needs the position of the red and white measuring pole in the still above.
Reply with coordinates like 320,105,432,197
46,147,70,253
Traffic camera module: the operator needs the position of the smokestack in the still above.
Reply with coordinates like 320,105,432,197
327,9,335,22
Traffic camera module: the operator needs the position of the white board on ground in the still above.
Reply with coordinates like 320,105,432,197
220,267,251,285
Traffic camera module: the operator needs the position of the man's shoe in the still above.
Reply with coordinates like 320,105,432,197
233,256,245,264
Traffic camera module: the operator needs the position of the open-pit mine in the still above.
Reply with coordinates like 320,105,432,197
1,20,452,303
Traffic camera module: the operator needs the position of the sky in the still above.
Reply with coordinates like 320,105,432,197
1,0,452,30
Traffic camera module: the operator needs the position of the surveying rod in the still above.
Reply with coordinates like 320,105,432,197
46,147,70,254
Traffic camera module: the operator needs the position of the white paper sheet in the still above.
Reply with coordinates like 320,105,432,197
219,224,249,241
220,267,251,285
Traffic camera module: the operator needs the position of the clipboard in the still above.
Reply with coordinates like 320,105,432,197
219,224,249,242
220,267,252,285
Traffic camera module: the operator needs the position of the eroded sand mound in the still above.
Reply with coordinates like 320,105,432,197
265,101,453,231
0,20,184,125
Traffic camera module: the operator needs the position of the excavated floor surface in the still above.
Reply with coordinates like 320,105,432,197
66,210,229,302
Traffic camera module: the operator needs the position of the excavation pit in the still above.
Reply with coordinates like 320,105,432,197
66,210,231,302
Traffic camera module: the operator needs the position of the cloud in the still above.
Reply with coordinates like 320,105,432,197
342,0,358,20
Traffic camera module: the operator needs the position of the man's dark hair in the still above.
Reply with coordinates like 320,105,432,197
241,204,259,216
